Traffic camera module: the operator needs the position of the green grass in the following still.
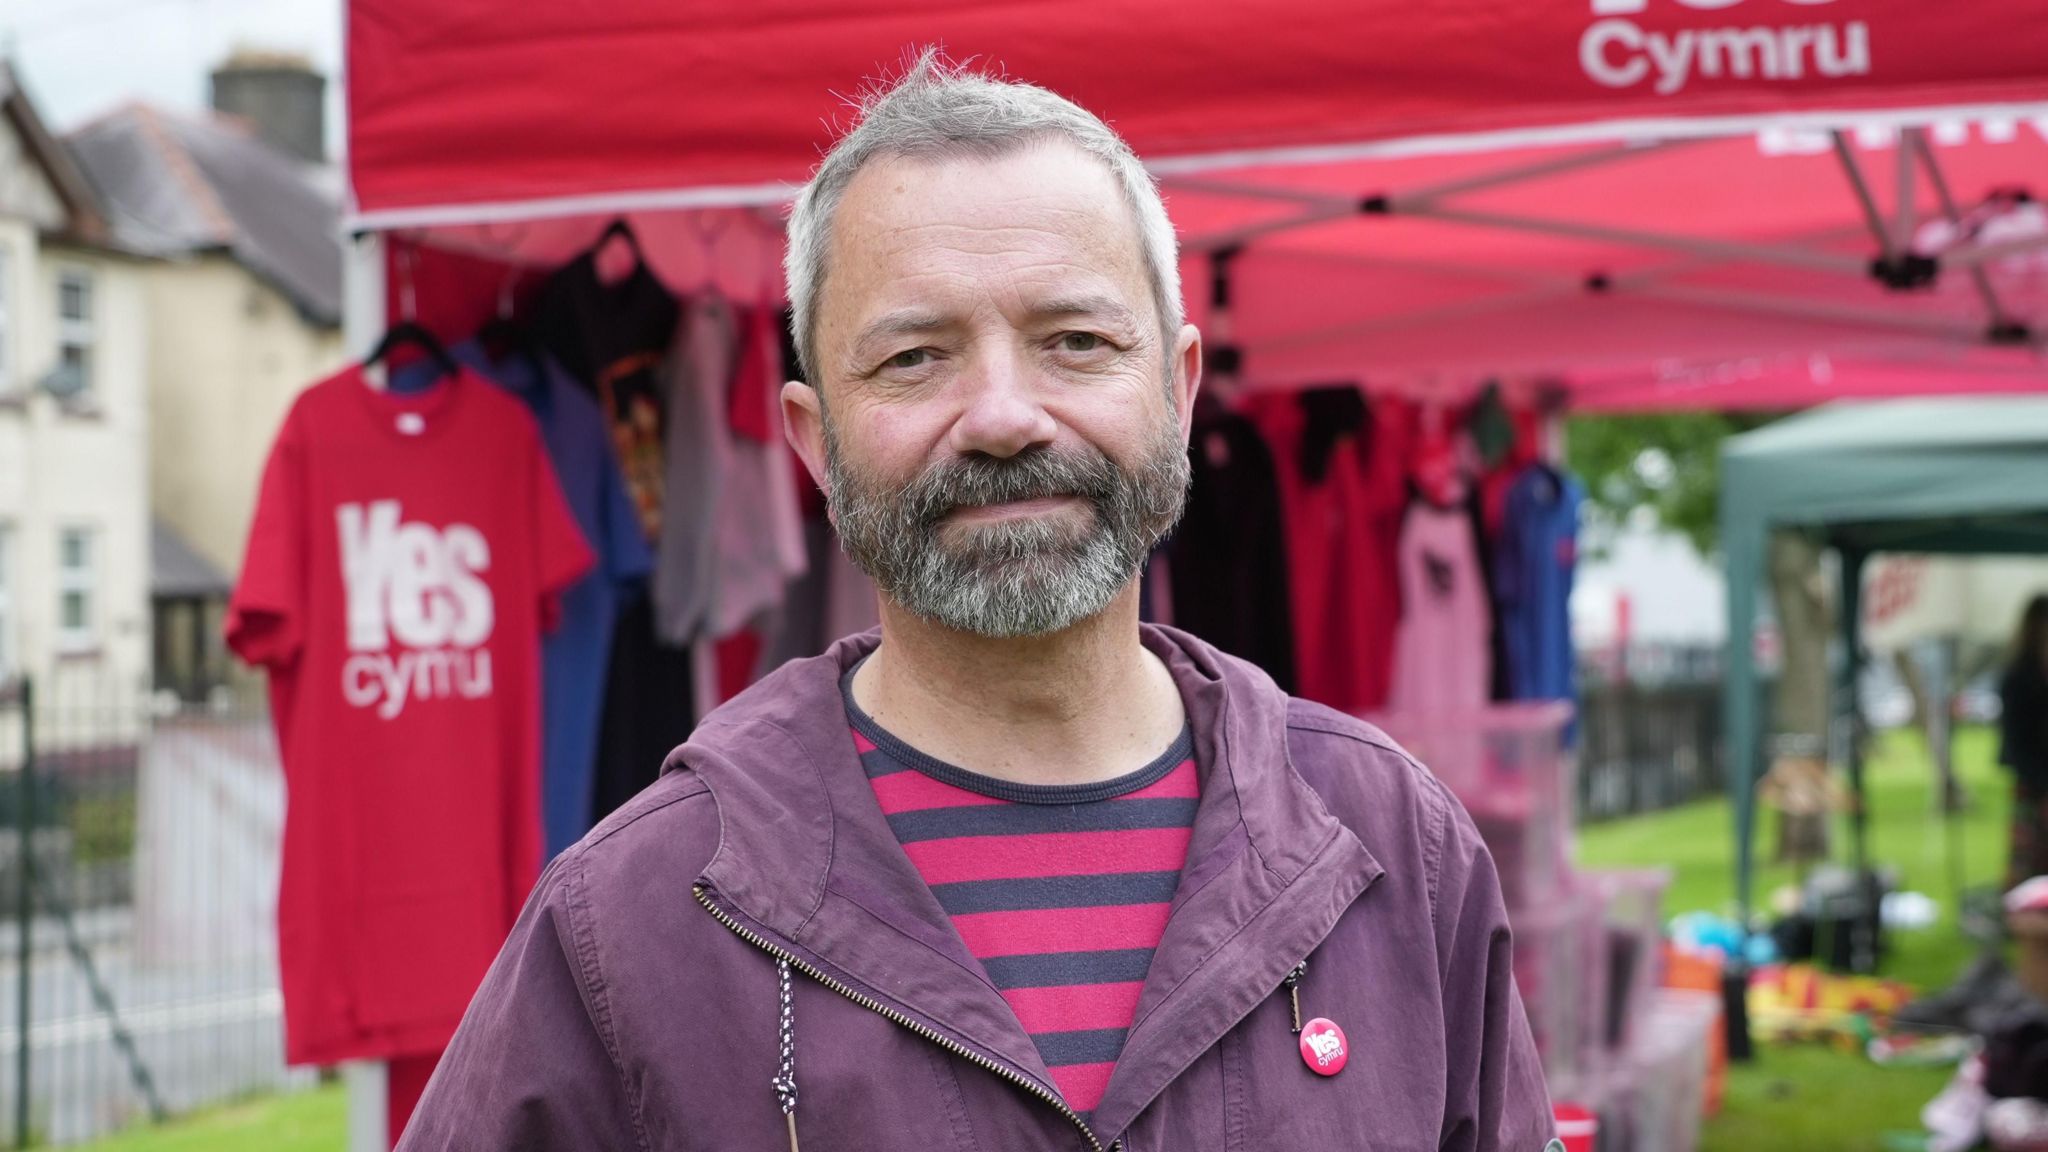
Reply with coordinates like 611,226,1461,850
72,1084,342,1152
1700,1047,1952,1152
67,790,138,865
1579,724,2013,1152
69,729,2011,1152
1580,726,2010,992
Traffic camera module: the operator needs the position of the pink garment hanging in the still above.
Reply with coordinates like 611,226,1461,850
1388,500,1493,716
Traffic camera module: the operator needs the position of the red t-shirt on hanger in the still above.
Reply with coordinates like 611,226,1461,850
227,364,592,1066
1247,390,1411,714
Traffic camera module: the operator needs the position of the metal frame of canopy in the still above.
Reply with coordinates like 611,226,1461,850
1158,125,2046,387
356,118,2048,409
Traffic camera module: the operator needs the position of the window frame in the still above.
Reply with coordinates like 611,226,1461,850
0,524,13,678
0,246,13,398
54,525,95,654
55,266,94,404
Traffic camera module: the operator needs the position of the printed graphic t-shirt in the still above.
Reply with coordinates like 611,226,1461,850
227,365,592,1065
532,252,681,541
844,668,1198,1122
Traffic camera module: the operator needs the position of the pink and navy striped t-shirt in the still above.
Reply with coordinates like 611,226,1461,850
844,670,1198,1121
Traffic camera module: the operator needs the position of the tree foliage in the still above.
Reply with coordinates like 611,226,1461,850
1565,412,1778,556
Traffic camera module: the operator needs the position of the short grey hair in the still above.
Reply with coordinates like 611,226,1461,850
784,51,1184,386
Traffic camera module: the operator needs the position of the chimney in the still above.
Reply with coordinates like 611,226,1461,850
209,49,325,164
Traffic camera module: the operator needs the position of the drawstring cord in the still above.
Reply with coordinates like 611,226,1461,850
1283,960,1309,1033
774,959,800,1152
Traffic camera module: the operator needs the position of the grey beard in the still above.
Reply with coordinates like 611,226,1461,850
825,420,1190,638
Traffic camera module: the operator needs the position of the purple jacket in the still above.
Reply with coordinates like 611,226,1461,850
398,626,1556,1151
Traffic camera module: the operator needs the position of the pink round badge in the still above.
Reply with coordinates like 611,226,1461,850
1298,1018,1348,1076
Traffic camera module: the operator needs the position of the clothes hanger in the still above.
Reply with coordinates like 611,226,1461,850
366,320,458,381
1408,398,1474,510
365,241,458,385
675,210,740,297
475,269,538,369
588,216,649,284
476,311,550,402
597,217,644,260
1517,381,1570,497
752,211,784,308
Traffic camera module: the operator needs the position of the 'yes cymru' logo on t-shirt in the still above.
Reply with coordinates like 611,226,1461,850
337,500,496,719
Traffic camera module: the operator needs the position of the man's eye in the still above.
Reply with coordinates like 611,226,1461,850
1059,332,1106,353
885,348,930,370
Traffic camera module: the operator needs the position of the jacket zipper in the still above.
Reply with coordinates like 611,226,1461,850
1282,960,1309,1033
694,885,1117,1152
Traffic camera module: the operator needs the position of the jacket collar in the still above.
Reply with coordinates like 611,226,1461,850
679,625,1385,1140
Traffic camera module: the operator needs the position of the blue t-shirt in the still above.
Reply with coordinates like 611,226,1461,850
446,341,654,856
1496,466,1583,710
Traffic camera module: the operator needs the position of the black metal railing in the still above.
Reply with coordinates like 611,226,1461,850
1576,648,1728,824
0,676,312,1147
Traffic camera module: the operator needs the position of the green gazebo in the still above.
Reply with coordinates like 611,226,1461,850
1722,395,2048,932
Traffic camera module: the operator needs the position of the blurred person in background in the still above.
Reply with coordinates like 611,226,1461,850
2001,593,2048,889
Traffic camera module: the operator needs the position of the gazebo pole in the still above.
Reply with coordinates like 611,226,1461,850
1720,492,1760,1062
1938,635,1965,914
340,229,393,1152
1836,545,1877,973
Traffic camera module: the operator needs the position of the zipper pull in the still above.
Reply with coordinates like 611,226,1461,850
1283,961,1309,1034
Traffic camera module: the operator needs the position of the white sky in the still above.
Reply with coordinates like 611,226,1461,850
0,0,340,142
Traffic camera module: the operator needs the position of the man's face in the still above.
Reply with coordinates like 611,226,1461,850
786,139,1201,638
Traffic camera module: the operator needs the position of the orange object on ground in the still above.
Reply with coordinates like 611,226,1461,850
1662,946,1726,1117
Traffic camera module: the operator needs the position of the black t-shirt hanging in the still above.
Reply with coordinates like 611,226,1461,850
1167,403,1297,693
532,249,692,827
532,253,682,542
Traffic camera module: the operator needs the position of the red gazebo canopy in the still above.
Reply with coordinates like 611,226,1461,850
347,0,2048,407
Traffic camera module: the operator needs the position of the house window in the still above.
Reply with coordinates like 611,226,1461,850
56,527,94,652
0,247,12,397
0,526,12,679
55,269,93,402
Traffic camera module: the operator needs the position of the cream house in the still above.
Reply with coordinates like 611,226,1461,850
0,63,153,703
68,52,346,699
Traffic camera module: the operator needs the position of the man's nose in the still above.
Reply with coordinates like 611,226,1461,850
946,346,1057,459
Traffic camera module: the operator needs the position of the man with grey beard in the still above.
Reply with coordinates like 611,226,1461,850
401,52,1556,1152
823,407,1190,640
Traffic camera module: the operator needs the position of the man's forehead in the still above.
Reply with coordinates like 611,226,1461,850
834,140,1137,248
822,142,1151,334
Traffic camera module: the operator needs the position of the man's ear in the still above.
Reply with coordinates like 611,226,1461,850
1173,323,1203,439
782,380,829,494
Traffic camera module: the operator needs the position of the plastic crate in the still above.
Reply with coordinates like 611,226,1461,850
1604,989,1717,1152
1369,702,1575,909
1591,1056,1659,1152
1510,893,1598,1101
1551,1075,1620,1152
1580,868,1672,1062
